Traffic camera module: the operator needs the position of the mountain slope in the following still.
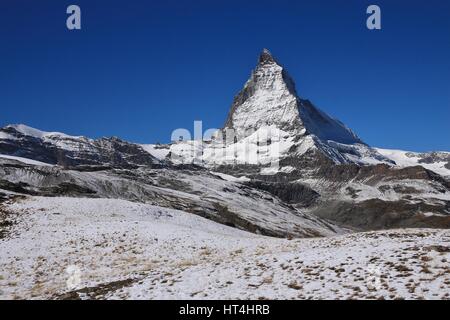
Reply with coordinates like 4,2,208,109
0,124,161,168
376,148,450,177
1,196,449,300
0,155,340,238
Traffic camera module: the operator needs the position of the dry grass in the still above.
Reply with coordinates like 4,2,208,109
287,281,303,290
261,276,273,285
199,248,213,256
177,260,198,268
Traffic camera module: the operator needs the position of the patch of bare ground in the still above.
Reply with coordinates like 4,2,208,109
287,281,303,290
54,278,138,300
0,197,25,239
424,245,450,253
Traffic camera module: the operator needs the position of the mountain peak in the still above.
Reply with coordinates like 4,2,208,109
258,48,277,65
4,124,78,139
223,49,302,138
223,50,369,149
6,124,50,139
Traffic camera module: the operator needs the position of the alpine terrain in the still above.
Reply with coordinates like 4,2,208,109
1,50,449,300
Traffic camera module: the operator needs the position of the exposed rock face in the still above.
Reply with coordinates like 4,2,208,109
376,148,450,178
0,157,341,238
224,49,304,139
311,199,450,231
224,49,363,145
245,180,319,207
0,125,161,169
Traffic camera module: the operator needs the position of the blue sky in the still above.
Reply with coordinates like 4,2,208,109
0,0,449,151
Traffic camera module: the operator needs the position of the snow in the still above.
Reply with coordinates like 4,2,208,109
210,171,250,182
0,154,53,167
376,148,450,177
298,99,362,145
140,144,170,161
260,166,295,175
2,124,94,153
338,180,450,203
1,196,449,300
218,50,385,167
0,197,256,299
226,59,303,141
6,124,80,139
422,212,446,217
0,132,17,140
0,164,338,238
170,126,296,168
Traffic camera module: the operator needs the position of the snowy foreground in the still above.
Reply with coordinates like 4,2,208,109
1,196,449,300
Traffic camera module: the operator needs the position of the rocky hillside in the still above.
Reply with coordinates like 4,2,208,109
0,155,340,238
0,124,161,169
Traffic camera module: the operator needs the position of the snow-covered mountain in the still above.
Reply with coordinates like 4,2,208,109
376,148,450,178
1,49,450,300
164,49,449,229
0,49,449,233
170,49,391,167
224,49,363,146
0,124,161,168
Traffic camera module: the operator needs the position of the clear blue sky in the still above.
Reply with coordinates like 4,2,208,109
1,0,449,151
